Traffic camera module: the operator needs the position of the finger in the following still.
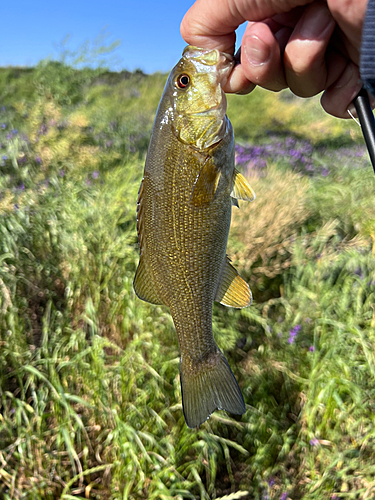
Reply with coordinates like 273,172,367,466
283,1,336,97
224,63,256,94
274,26,294,53
327,0,366,60
239,22,287,91
181,0,315,54
321,62,363,118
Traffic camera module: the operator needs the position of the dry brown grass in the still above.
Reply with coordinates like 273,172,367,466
229,164,310,286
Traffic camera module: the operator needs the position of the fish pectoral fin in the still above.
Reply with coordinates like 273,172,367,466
190,158,221,207
180,350,245,429
215,258,252,308
133,256,164,305
230,168,256,202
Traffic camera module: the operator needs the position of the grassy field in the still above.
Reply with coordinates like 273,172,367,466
0,59,375,500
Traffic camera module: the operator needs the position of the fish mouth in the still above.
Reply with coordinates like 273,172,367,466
182,45,234,87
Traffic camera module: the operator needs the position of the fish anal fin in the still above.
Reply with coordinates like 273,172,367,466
190,158,221,207
180,350,245,428
133,255,163,305
230,168,255,202
215,257,252,308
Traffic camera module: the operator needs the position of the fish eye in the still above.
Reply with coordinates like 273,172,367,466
175,74,190,89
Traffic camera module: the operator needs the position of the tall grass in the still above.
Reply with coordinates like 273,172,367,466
1,58,375,500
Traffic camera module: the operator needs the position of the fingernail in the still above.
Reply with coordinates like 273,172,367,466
300,8,335,38
244,36,271,66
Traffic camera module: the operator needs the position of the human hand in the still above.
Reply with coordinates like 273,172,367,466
181,0,368,118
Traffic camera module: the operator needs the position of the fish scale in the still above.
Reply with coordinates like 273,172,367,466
134,46,255,428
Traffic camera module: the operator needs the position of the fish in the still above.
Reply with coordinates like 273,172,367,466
133,45,255,428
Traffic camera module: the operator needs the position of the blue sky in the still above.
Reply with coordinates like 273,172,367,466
1,0,247,74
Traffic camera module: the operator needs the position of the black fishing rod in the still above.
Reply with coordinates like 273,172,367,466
353,87,375,174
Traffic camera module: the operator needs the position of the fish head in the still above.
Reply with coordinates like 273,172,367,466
167,45,234,151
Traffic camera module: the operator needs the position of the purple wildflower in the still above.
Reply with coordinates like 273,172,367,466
1,123,6,129
280,493,288,500
267,477,275,487
290,149,302,160
14,204,19,210
35,156,42,164
309,437,319,446
309,346,315,352
12,129,18,135
321,168,330,176
288,324,301,344
2,155,8,160
234,134,318,176
59,170,65,177
18,184,25,191
1,106,5,111
6,133,12,140
92,170,99,179
289,325,301,337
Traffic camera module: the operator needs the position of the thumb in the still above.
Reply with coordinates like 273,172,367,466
181,0,315,54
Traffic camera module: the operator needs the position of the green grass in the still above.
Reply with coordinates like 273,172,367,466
1,60,375,500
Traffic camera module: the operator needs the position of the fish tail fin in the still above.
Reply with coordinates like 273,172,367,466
180,350,245,428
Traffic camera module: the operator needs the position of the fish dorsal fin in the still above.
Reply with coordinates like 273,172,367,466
215,257,252,308
230,168,255,202
190,158,221,207
133,255,164,305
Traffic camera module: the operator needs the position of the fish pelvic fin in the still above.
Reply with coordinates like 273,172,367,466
180,350,245,429
231,168,255,202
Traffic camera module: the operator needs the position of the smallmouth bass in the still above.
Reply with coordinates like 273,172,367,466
134,46,255,428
